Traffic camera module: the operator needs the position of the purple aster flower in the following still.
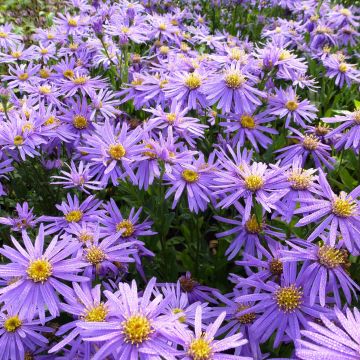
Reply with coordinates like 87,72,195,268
79,120,145,186
275,128,335,169
0,43,35,63
0,23,22,49
295,170,360,254
0,309,52,360
0,224,87,323
40,194,103,235
219,110,277,150
1,62,41,89
280,238,359,306
236,263,329,347
0,202,37,232
175,305,251,360
267,87,318,128
79,277,179,360
296,307,360,360
54,13,87,35
89,89,121,121
51,161,103,194
204,62,266,114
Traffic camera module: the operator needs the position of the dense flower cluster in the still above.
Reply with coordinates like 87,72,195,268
0,0,359,359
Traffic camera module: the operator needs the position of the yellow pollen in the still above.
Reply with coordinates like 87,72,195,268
108,144,126,160
236,304,256,324
13,135,24,146
68,18,78,27
63,69,74,78
143,144,157,159
159,45,169,54
285,100,299,111
188,336,212,360
73,115,88,129
332,195,356,217
315,123,330,136
27,259,53,282
122,315,153,344
11,51,22,58
78,231,94,243
131,78,143,86
65,210,83,222
240,114,255,129
181,42,189,52
275,27,281,33
44,116,57,126
39,69,50,78
275,285,303,312
24,110,31,119
338,63,348,73
69,43,78,50
166,113,177,124
288,169,312,190
73,76,88,85
181,169,199,183
40,48,49,55
353,111,360,124
121,26,130,33
318,245,347,269
85,246,106,265
4,316,22,332
39,85,51,94
184,73,202,89
279,50,291,61
82,303,108,322
0,32,8,38
316,25,332,34
22,123,34,132
230,48,245,61
302,134,319,150
269,259,283,275
171,19,178,26
18,73,29,81
244,174,264,191
47,33,55,39
116,219,135,237
245,215,262,233
224,71,246,89
172,308,186,323
158,23,167,31
340,8,351,16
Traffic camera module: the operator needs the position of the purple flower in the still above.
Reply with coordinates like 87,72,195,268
0,224,87,323
296,307,360,360
0,202,37,231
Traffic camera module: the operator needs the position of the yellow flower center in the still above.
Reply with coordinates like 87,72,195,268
27,259,53,283
22,123,34,132
158,23,167,31
184,73,202,89
288,169,312,190
230,47,245,61
318,245,347,269
4,316,22,332
63,69,74,78
65,210,83,222
279,50,291,61
39,69,50,78
340,8,351,16
285,100,299,111
40,48,48,55
47,33,55,39
224,71,246,89
338,63,348,73
245,215,262,233
159,45,169,54
166,113,177,124
269,259,283,275
82,303,108,322
116,219,135,237
181,169,199,183
236,304,256,324
13,135,24,146
108,144,126,160
240,114,255,129
78,231,94,243
332,196,356,217
172,308,186,323
122,315,153,344
275,285,303,312
0,32,8,38
68,18,78,27
72,115,88,129
18,73,29,81
244,174,264,191
159,79,168,89
73,76,88,85
302,134,319,150
85,246,106,265
188,337,212,360
353,111,360,124
69,43,78,50
11,51,22,58
44,116,58,126
39,85,51,94
131,78,143,86
143,144,157,159
121,26,130,33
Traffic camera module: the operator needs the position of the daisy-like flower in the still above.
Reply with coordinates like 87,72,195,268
281,238,359,307
40,194,103,235
296,307,360,360
2,62,41,89
275,128,335,169
0,202,37,232
0,23,22,49
295,170,360,254
0,224,87,323
219,111,277,150
175,305,251,360
79,278,179,360
323,109,360,152
204,62,266,114
267,87,318,128
79,120,145,186
0,309,52,360
89,89,121,120
51,161,103,194
236,263,328,347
